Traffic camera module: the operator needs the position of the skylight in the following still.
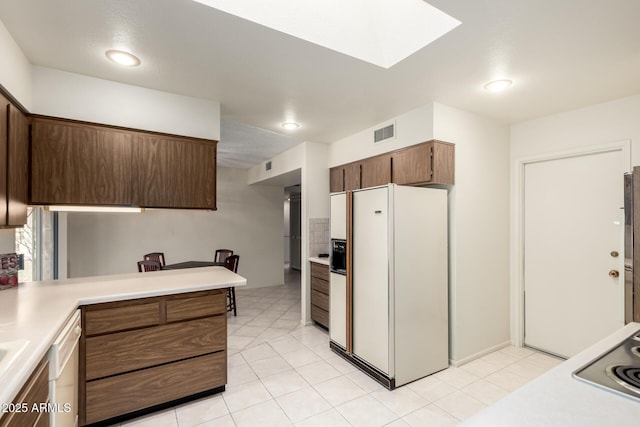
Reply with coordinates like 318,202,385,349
192,0,461,69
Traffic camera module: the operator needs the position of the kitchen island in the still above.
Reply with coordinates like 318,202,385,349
461,322,640,427
0,267,245,425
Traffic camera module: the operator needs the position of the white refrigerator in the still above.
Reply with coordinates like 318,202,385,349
351,184,448,387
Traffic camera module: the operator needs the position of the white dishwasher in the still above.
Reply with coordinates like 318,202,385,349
48,309,81,427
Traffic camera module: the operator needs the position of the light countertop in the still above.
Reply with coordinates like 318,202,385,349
0,267,246,407
461,322,640,427
308,256,329,266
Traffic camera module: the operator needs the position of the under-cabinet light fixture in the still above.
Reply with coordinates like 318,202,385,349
105,49,141,67
45,206,145,213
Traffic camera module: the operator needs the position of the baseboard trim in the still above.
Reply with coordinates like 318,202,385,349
449,340,511,367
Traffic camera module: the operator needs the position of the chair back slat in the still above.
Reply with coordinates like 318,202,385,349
224,255,239,273
138,260,162,272
143,252,166,266
214,249,234,263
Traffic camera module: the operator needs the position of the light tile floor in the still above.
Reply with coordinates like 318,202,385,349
115,279,562,427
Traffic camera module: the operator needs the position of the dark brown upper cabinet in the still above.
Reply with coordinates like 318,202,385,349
31,117,134,206
6,105,29,225
329,140,454,193
361,153,391,189
0,93,29,227
30,116,217,209
132,134,217,209
344,162,362,191
329,166,344,193
391,140,455,186
329,161,363,192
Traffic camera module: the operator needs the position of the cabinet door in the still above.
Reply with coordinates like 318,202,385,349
391,142,432,185
133,135,216,209
0,99,7,225
31,119,133,205
330,166,344,193
344,162,361,191
361,154,391,188
7,105,29,226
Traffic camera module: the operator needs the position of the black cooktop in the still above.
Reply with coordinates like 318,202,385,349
573,330,640,401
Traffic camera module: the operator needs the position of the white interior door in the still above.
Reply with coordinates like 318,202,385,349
353,187,389,374
524,149,625,358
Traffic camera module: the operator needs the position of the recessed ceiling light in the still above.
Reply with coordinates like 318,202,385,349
484,79,512,92
282,122,300,130
105,49,141,67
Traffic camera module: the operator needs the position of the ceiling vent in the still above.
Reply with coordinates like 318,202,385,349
265,160,272,171
374,123,395,143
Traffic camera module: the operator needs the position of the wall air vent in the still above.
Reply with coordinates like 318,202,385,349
266,160,272,171
374,123,395,143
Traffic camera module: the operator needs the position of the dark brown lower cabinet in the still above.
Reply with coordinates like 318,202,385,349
310,262,330,328
85,352,225,425
0,358,49,427
79,289,227,426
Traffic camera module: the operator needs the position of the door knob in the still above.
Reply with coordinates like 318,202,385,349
609,270,620,278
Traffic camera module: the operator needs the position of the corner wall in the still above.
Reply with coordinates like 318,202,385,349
433,103,511,364
0,19,31,108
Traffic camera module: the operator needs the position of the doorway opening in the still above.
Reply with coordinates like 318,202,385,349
284,184,302,285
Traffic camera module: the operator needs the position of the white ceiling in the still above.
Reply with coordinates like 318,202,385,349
1,0,639,168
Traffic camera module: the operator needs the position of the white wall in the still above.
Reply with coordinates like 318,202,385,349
433,103,511,364
67,167,284,287
31,66,220,140
0,19,31,109
247,143,305,184
328,103,434,166
511,94,640,164
300,142,330,323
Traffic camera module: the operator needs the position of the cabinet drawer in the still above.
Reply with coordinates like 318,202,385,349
85,351,226,425
0,359,49,427
86,316,226,380
84,302,161,336
310,262,329,281
311,276,329,295
166,290,226,322
312,290,329,312
311,305,329,329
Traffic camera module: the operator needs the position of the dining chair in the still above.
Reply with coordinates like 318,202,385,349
214,249,234,263
224,255,239,316
137,260,162,272
143,252,166,266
